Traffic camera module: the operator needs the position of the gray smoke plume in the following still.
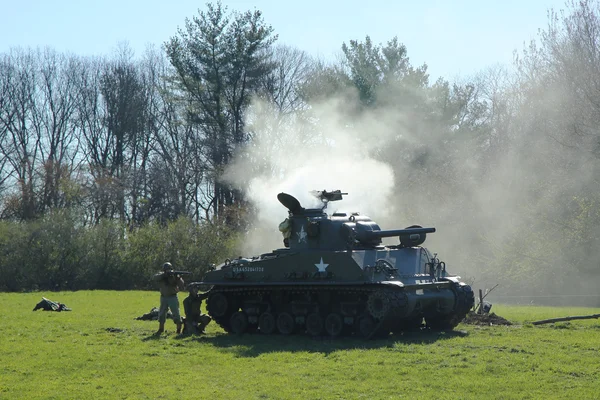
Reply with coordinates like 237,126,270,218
225,95,398,255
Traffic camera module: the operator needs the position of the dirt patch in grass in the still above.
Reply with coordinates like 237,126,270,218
463,311,512,326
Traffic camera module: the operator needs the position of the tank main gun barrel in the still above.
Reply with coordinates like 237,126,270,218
365,227,436,239
356,227,436,246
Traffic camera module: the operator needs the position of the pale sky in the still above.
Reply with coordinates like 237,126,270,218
1,0,568,81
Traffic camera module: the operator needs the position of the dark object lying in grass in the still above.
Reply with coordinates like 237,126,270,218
463,311,512,326
135,307,172,321
532,313,600,325
33,297,72,312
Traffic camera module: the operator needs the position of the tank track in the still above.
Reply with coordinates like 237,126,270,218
206,282,473,338
425,282,475,331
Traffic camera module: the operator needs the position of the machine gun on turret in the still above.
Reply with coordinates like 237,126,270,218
309,190,347,209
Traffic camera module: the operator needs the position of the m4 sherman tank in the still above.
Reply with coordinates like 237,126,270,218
193,190,474,338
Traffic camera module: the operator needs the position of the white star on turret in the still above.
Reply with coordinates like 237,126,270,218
296,226,307,243
314,257,329,272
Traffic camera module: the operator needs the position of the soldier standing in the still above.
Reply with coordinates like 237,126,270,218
183,285,212,334
154,262,185,335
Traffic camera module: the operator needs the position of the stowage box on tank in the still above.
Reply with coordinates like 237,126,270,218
190,190,474,338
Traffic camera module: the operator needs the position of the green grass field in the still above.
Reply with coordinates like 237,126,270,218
1,291,599,399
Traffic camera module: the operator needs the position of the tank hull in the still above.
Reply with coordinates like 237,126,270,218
198,248,474,338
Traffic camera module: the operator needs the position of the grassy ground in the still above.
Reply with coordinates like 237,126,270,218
1,291,599,399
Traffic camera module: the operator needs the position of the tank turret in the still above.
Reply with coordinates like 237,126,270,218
278,190,435,249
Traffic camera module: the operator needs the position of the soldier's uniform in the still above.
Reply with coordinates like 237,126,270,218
154,262,185,334
279,218,292,247
183,287,211,334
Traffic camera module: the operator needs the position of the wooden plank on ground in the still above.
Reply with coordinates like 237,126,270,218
532,314,600,325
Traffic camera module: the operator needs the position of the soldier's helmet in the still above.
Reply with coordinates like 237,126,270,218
162,262,173,271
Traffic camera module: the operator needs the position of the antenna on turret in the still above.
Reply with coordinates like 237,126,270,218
309,190,348,210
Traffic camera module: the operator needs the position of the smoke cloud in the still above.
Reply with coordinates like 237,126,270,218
225,95,399,255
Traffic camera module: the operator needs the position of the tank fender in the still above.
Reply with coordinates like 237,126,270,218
439,276,461,284
379,281,405,288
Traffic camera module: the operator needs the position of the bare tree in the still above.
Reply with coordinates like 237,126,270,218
0,54,16,205
0,48,40,219
519,0,600,155
77,47,149,225
258,45,314,115
34,49,83,212
142,47,209,224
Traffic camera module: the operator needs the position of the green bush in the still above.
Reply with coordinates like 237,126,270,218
0,215,237,292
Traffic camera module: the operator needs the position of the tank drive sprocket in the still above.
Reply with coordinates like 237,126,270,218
367,290,391,320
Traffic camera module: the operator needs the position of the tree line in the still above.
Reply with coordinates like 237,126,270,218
1,0,600,303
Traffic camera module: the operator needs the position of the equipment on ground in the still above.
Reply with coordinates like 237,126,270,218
33,297,71,312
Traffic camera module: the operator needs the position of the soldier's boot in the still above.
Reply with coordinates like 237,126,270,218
198,315,212,333
176,321,182,334
155,322,165,335
184,320,197,335
181,319,189,335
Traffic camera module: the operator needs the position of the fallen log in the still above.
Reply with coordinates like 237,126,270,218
532,314,600,325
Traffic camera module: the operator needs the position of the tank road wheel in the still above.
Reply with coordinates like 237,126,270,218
324,313,343,337
207,292,229,318
229,311,249,335
258,312,276,334
277,312,296,335
306,313,324,336
367,291,390,320
357,315,377,339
